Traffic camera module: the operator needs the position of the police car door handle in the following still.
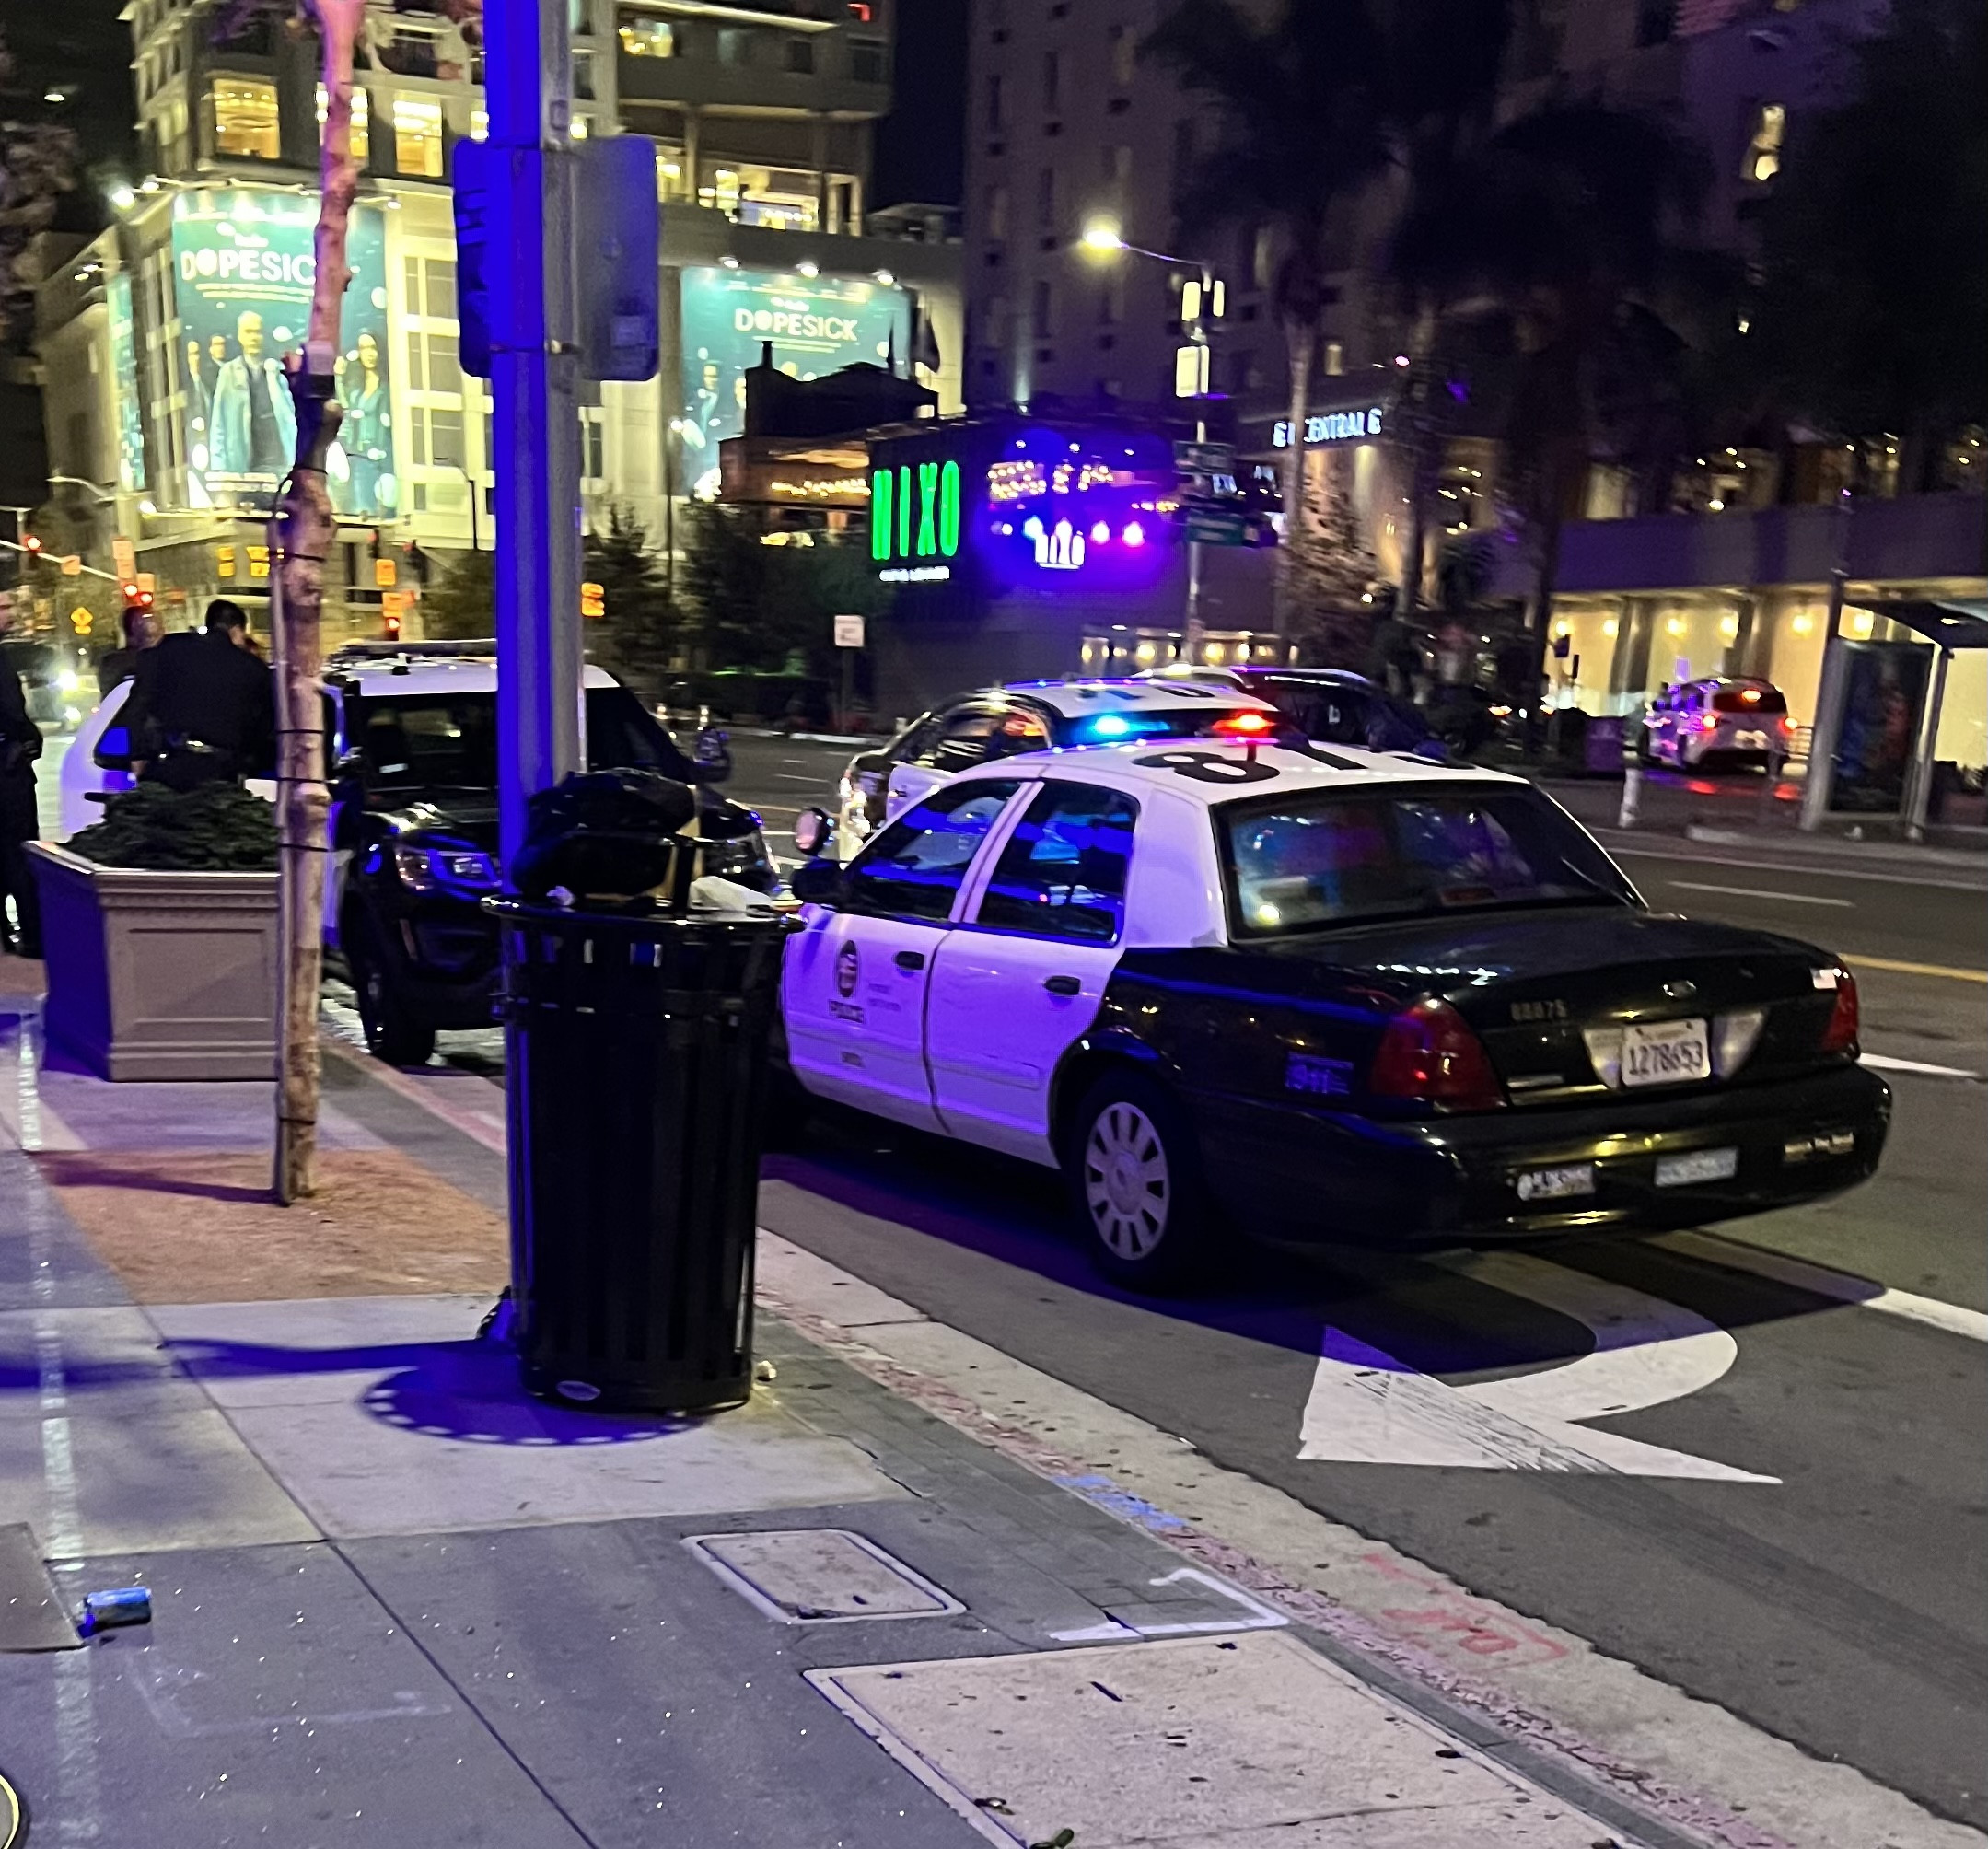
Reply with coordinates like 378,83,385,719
1043,974,1082,996
894,949,926,971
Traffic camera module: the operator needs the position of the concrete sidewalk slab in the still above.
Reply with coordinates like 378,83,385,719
146,1294,910,1539
812,1630,1607,1848
0,1541,592,1847
0,1401,317,1558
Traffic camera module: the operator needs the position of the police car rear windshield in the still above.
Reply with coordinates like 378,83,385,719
1219,787,1636,937
349,686,675,789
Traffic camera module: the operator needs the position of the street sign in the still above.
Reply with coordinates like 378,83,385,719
575,135,661,383
1174,441,1236,474
832,612,866,650
451,138,496,378
135,572,156,595
58,554,81,576
69,604,94,636
375,556,397,588
1183,508,1250,547
111,536,135,579
580,581,606,620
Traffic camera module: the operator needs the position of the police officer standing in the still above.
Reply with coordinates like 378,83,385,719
0,611,43,959
124,599,274,790
98,601,162,696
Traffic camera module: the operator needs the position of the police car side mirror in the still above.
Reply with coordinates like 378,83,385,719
792,806,836,858
789,858,844,907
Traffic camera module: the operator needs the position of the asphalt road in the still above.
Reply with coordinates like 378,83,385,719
720,727,1988,1827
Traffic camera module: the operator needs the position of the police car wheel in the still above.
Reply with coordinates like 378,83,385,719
351,931,436,1068
1068,1075,1211,1291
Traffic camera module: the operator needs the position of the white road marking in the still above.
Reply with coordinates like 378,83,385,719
1860,1052,1982,1079
1668,879,1853,907
1659,1231,1988,1344
1610,840,1988,894
1297,1253,1774,1481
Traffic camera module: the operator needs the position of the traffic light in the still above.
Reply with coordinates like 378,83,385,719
580,580,606,620
21,534,41,561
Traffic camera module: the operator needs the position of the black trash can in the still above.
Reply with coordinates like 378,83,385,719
489,899,787,1413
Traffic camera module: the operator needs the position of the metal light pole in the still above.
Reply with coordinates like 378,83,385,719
487,0,585,871
1080,222,1217,662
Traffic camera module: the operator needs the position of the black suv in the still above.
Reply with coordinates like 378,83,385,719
326,654,773,1064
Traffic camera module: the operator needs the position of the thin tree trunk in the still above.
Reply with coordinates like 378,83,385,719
1395,306,1438,618
1275,319,1314,656
1524,494,1566,758
272,0,366,1205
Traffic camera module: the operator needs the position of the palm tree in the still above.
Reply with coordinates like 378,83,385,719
1145,0,1390,645
1382,97,1716,734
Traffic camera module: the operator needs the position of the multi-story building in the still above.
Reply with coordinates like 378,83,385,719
33,0,961,643
958,0,1985,783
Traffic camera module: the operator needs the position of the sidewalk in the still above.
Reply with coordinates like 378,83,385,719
1529,771,1988,881
0,1018,1972,1849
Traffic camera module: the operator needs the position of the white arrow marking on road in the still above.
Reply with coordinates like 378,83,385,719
1297,1252,1776,1482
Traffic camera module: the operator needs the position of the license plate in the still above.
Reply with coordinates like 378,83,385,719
1737,730,1769,750
1622,1018,1710,1087
1516,1163,1595,1203
1656,1146,1738,1188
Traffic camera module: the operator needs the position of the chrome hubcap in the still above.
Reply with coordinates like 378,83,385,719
1083,1101,1170,1260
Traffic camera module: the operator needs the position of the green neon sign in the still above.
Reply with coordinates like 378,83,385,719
874,456,963,574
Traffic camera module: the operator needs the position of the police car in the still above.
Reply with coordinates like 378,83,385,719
782,737,1889,1289
834,677,1291,855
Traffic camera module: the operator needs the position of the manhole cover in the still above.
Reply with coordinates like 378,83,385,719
688,1529,964,1624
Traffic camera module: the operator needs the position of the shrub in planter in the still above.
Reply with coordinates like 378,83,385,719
31,783,281,1080
69,781,279,873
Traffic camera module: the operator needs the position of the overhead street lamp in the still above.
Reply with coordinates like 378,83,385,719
1079,216,1227,650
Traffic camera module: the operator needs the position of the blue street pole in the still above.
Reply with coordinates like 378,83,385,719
487,0,585,870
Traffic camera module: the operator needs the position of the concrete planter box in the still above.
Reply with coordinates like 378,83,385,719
29,843,279,1081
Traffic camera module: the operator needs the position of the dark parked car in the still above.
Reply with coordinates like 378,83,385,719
326,653,773,1064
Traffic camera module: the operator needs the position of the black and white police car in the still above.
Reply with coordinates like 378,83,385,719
833,677,1291,855
782,736,1889,1289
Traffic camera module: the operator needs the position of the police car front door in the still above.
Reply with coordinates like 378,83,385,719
926,781,1137,1164
782,778,1024,1133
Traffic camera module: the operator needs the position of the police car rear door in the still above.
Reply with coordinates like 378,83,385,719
782,777,1026,1132
925,779,1138,1164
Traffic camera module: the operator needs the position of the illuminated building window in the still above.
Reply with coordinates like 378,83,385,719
1744,103,1785,182
211,75,279,160
471,107,489,141
655,145,687,200
1174,343,1209,398
699,164,822,231
1110,24,1135,87
315,84,370,163
619,17,676,56
394,95,445,179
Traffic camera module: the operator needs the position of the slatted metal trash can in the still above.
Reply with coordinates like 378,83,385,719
489,899,786,1413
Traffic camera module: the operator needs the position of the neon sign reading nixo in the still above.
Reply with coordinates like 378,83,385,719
1273,405,1386,447
872,461,963,574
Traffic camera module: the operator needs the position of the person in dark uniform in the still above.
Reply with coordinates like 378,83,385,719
124,599,275,791
0,617,43,958
98,602,162,696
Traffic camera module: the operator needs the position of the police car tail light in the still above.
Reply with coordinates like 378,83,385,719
1369,1001,1506,1110
1819,969,1860,1054
1213,711,1274,737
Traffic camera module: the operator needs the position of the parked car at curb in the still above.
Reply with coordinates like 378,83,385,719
66,648,775,1066
835,678,1293,857
781,738,1889,1290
